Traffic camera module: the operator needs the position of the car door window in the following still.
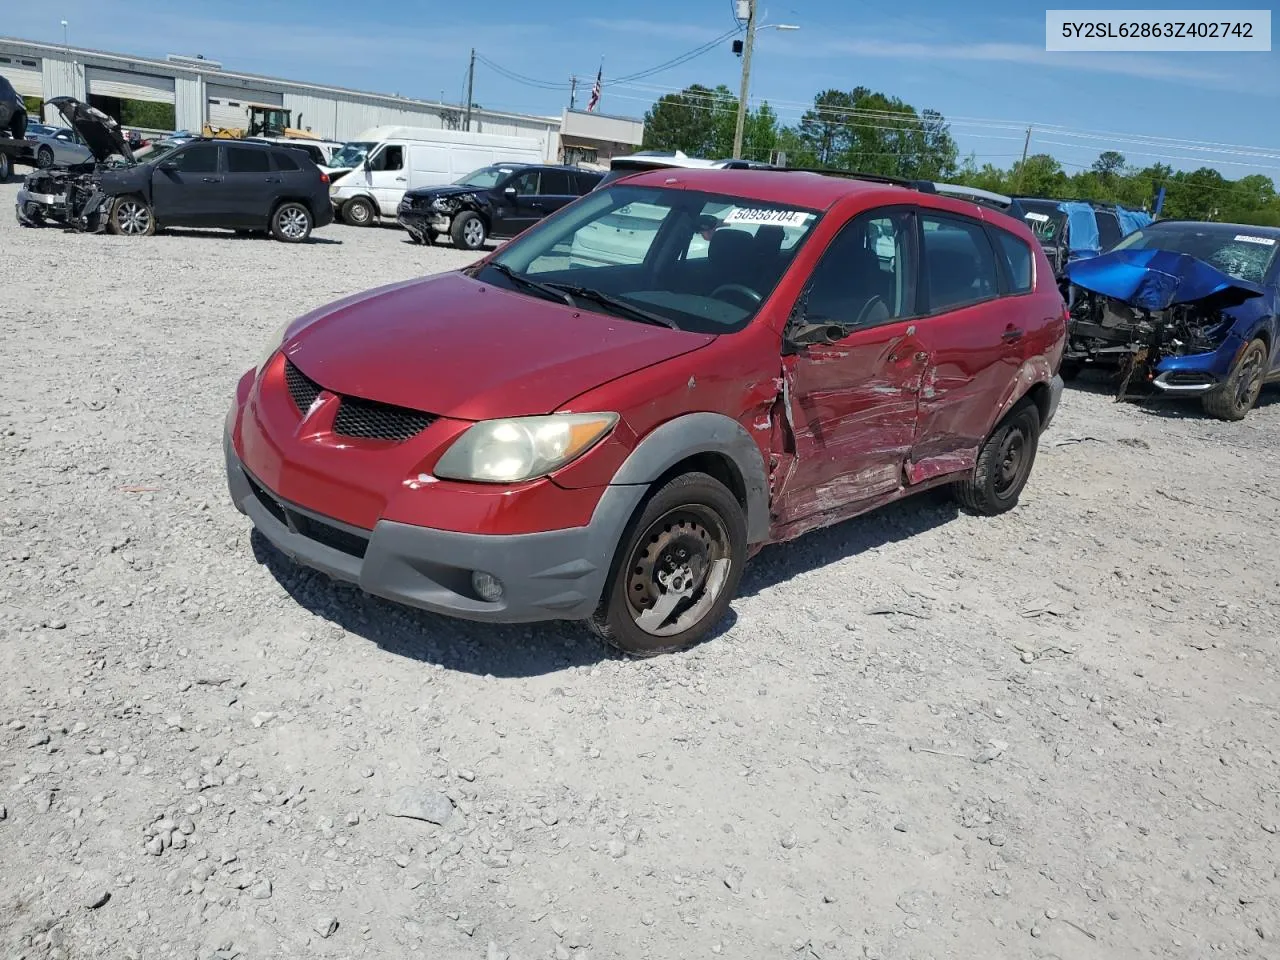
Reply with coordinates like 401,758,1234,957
370,145,403,172
801,210,914,330
510,170,540,195
573,172,601,194
990,227,1034,294
169,144,220,174
226,147,271,174
1096,211,1123,250
539,170,572,195
919,213,1000,312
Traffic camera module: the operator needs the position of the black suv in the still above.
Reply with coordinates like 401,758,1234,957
17,98,333,242
397,163,602,250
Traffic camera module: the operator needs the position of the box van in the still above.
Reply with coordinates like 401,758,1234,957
327,126,548,226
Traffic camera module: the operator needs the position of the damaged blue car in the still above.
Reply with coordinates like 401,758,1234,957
1062,220,1280,420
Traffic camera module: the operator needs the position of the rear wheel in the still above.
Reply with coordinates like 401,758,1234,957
109,196,155,237
342,197,375,226
451,211,487,250
952,401,1041,515
0,153,10,181
1202,338,1266,421
588,472,747,658
271,202,313,243
36,145,54,169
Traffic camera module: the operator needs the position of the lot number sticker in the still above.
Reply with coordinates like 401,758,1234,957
1024,211,1051,222
1234,234,1276,245
724,208,811,227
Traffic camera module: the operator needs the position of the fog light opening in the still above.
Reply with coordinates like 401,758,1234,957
471,571,504,603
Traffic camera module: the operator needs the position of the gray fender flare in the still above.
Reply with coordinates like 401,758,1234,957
610,412,771,544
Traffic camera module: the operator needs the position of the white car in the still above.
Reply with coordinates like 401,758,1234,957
25,122,93,169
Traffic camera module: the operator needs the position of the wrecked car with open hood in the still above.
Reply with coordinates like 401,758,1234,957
1062,219,1279,420
225,167,1065,657
16,97,134,230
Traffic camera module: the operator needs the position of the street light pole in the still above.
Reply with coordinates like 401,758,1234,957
731,0,756,160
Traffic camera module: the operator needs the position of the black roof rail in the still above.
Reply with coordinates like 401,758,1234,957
766,166,938,192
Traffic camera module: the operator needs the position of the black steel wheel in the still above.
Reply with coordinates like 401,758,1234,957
588,472,747,657
1202,338,1267,421
952,401,1041,515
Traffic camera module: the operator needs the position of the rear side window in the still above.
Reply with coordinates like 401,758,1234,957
1096,211,1123,250
574,172,602,194
226,147,271,173
540,170,572,195
272,150,300,171
991,227,1034,293
920,213,1000,312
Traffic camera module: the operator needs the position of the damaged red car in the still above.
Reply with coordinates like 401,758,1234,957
225,168,1066,656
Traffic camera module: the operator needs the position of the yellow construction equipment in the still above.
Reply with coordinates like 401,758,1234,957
201,104,321,141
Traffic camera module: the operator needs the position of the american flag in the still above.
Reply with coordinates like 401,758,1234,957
586,66,602,112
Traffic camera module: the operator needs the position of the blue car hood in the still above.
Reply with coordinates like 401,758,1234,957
1064,248,1264,312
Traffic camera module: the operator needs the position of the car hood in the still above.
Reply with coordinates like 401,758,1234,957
280,271,716,421
1064,248,1265,312
403,185,483,201
47,97,134,163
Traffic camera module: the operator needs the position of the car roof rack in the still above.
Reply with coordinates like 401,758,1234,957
767,167,939,192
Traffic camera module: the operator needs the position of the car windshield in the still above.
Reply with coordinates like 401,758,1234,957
473,183,824,334
455,165,516,187
329,142,374,168
1021,203,1065,242
1111,225,1280,285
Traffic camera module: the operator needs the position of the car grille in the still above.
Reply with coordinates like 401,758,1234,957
333,396,436,442
283,358,436,442
284,358,322,412
243,470,370,559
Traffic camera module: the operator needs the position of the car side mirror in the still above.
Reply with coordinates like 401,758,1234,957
785,320,845,350
159,160,179,171
504,185,517,197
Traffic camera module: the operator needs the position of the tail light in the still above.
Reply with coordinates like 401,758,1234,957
320,171,330,184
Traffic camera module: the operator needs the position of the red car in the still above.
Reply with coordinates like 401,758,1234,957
225,168,1066,656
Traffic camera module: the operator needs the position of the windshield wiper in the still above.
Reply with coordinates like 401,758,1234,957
543,283,679,330
485,263,574,306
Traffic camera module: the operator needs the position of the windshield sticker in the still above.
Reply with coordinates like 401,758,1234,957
1024,211,1051,222
723,208,812,227
1234,234,1276,246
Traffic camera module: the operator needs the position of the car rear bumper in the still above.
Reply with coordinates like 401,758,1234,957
224,425,644,624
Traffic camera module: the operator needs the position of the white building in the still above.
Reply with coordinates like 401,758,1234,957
0,36,645,162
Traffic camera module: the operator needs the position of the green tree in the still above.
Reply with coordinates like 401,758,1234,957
1010,153,1067,197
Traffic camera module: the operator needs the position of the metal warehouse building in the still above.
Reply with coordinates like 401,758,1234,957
0,36,644,162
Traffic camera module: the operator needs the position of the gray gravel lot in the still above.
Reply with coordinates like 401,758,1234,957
2,177,1279,960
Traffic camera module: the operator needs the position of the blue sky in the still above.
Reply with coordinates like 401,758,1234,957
8,0,1280,181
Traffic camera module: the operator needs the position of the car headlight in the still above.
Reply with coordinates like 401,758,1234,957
434,413,619,483
256,320,291,374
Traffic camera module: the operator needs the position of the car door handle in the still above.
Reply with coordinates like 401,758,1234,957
264,176,281,183
1001,327,1024,341
395,176,407,182
201,177,220,183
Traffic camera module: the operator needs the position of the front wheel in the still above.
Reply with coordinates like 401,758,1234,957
342,197,375,227
109,196,155,237
952,401,1041,515
1202,338,1267,421
271,202,313,243
450,211,487,250
36,145,54,169
588,472,747,657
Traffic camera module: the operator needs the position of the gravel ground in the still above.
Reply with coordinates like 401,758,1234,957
2,177,1279,960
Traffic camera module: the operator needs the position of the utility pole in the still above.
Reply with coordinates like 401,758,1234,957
1015,125,1032,190
463,48,475,132
569,75,577,111
732,0,756,160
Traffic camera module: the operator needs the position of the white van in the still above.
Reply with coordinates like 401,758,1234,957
328,126,547,226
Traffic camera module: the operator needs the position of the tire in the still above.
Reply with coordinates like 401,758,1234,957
1059,359,1083,381
587,472,747,658
108,196,155,237
0,153,10,182
36,145,54,169
952,401,1041,516
451,211,487,250
342,197,375,227
271,202,313,243
1202,338,1267,421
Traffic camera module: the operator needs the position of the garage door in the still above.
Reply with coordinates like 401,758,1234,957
0,54,42,97
206,84,283,130
85,66,175,103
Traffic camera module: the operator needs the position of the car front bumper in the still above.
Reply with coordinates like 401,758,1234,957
224,425,644,624
397,208,449,239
